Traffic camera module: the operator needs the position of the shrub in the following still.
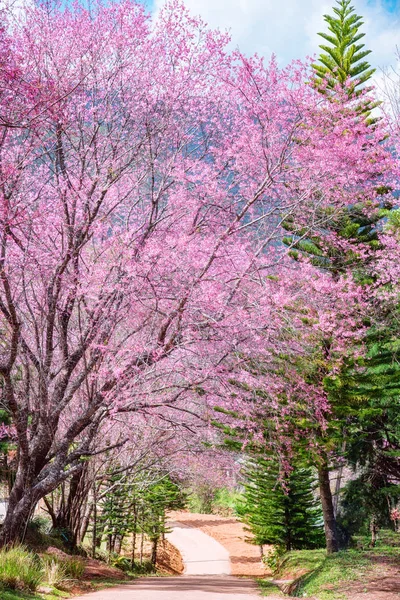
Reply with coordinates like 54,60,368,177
110,555,155,575
0,546,43,591
30,516,52,535
130,559,156,575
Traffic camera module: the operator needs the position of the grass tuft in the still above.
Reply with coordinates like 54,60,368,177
0,546,43,592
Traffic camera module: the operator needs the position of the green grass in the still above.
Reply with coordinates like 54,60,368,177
0,592,66,600
258,546,400,599
257,579,284,596
296,549,370,599
0,592,38,600
0,546,43,592
2,579,131,599
276,548,327,578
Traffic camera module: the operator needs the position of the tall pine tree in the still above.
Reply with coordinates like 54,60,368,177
239,456,324,552
312,0,375,95
282,0,387,553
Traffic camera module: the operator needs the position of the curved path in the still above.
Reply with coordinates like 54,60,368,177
73,521,262,599
166,520,231,575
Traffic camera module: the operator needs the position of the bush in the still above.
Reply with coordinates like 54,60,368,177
0,546,43,591
187,487,215,514
30,516,52,535
110,555,155,575
213,488,243,516
188,486,243,515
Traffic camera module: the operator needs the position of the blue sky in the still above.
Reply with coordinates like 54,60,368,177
376,0,399,12
150,0,400,70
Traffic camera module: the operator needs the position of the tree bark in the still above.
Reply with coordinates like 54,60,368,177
151,537,158,566
318,462,339,554
370,515,378,547
92,489,97,559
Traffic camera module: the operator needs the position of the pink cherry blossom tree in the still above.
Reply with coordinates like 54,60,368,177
0,0,391,545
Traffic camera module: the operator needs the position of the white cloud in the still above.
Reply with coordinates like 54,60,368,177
153,0,400,70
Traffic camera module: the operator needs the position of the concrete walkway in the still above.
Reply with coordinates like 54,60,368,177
72,521,261,599
72,576,261,599
166,520,231,575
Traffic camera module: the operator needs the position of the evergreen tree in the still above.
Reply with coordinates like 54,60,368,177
238,456,325,551
140,477,184,565
98,472,185,563
279,1,391,552
312,0,375,95
328,323,400,542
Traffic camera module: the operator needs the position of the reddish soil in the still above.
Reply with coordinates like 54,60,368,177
168,511,268,577
342,556,400,600
83,557,127,580
157,538,185,575
44,546,125,580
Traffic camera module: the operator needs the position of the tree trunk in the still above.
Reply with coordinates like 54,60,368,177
115,535,123,555
131,505,137,568
151,537,158,566
370,515,378,547
140,532,144,565
79,503,92,546
318,462,339,554
48,466,91,550
333,442,347,516
92,493,97,559
0,495,34,546
0,463,41,547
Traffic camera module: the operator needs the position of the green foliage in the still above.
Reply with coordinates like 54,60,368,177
328,325,400,542
238,456,325,551
312,0,375,95
138,477,184,547
187,487,242,516
110,555,155,575
353,529,400,550
263,544,287,575
62,557,85,580
337,474,400,542
213,488,243,515
282,204,381,282
99,470,185,563
187,489,214,514
0,546,43,592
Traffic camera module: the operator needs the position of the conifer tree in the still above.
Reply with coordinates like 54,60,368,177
98,473,184,563
280,1,390,552
238,457,324,551
312,0,375,95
